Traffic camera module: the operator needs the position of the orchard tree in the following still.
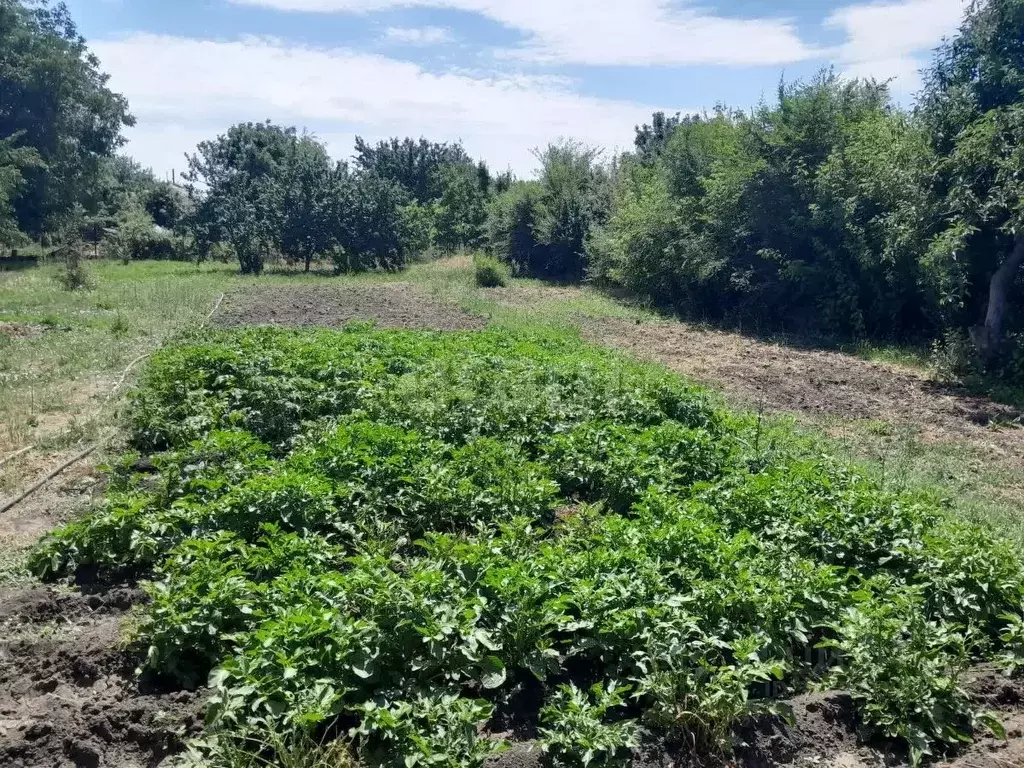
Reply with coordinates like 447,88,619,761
183,121,295,274
353,136,473,204
337,174,414,272
279,136,339,271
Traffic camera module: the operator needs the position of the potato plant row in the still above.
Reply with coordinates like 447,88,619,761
31,327,1024,767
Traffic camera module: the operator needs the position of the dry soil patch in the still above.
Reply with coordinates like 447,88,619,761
214,282,485,331
584,318,1024,466
0,586,203,768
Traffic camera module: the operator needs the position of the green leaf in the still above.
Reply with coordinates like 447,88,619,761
480,655,507,689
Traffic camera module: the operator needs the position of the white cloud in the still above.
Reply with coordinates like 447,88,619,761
826,0,967,97
383,25,452,45
227,0,819,67
92,34,677,178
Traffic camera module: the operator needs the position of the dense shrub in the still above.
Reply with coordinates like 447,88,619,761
30,327,1024,767
473,254,509,287
485,143,611,281
486,181,544,274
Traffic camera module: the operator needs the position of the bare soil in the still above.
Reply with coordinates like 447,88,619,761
0,586,204,768
214,283,485,331
0,322,49,340
583,318,1024,466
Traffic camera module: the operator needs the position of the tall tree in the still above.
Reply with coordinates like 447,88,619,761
0,0,133,235
183,121,295,274
352,136,472,204
634,111,682,162
433,163,487,252
0,134,38,246
279,136,340,272
921,0,1024,363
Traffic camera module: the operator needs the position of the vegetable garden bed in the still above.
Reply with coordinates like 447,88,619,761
29,325,1024,767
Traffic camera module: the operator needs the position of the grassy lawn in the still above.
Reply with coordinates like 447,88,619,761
0,262,229,469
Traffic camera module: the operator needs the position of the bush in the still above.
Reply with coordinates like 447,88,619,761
474,255,509,287
108,206,180,262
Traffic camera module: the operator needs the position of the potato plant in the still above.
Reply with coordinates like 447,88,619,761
29,327,1024,767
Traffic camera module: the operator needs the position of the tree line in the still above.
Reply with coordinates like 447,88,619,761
181,126,500,274
1,0,1022,377
485,0,1024,378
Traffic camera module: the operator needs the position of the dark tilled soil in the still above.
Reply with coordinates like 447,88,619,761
214,283,485,331
583,318,1024,479
487,684,1024,768
585,319,1022,440
0,586,204,768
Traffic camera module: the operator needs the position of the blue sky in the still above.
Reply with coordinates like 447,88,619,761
64,0,969,178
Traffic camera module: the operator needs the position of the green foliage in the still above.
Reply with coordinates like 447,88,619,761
485,181,543,274
595,76,942,338
351,693,504,768
30,327,1024,765
279,138,341,272
483,144,611,281
473,255,509,287
820,591,1003,767
538,681,639,766
533,141,611,280
183,121,298,274
433,163,488,252
0,0,133,236
353,136,476,206
107,204,176,262
336,174,414,272
0,133,39,246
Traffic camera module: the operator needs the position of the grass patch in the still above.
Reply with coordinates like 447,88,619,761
31,325,1024,767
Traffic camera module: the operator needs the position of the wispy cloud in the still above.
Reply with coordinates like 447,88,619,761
383,25,453,45
91,34,676,177
227,0,820,67
826,0,967,97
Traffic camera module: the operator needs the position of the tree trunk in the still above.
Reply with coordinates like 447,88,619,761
972,233,1024,364
304,253,311,272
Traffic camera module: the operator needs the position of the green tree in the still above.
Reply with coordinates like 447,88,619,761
183,121,295,274
353,136,473,204
486,181,543,274
144,182,186,230
920,0,1024,364
433,163,487,252
0,0,133,235
0,134,38,246
532,141,610,280
634,111,682,163
279,136,338,272
336,174,413,272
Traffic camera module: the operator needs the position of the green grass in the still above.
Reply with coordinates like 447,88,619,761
0,262,231,457
30,325,1024,767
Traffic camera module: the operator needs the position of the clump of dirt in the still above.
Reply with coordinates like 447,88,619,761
0,322,47,340
734,692,882,767
215,283,485,331
964,664,1024,711
0,585,204,768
